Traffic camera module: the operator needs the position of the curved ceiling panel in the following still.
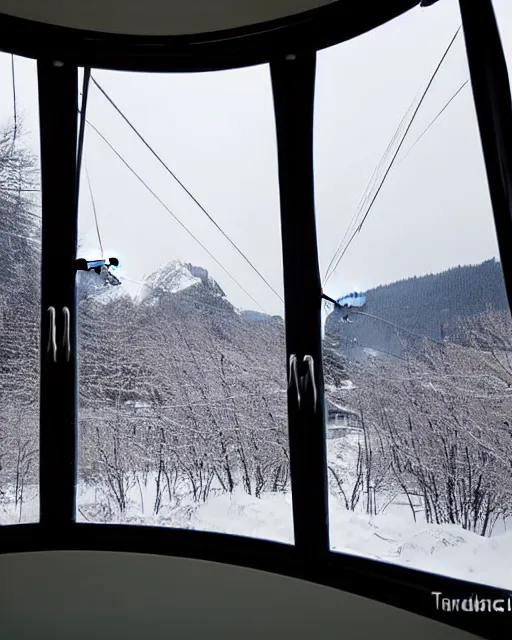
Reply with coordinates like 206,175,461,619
0,0,421,71
0,0,333,36
0,552,480,640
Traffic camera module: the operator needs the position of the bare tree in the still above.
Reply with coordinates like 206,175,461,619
343,310,512,536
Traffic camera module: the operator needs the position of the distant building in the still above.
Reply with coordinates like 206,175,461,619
124,400,152,411
325,398,361,439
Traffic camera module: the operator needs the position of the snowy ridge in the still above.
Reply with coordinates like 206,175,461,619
76,269,126,304
139,260,202,302
80,260,227,306
137,260,227,304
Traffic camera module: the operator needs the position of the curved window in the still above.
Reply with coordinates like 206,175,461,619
495,0,512,61
76,66,292,542
315,0,512,589
0,53,40,525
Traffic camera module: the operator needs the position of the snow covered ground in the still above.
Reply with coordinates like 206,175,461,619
72,479,512,591
2,434,512,591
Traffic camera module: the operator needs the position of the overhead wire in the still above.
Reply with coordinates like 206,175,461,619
325,76,468,286
82,282,245,321
84,162,104,258
90,76,283,304
324,99,420,283
76,68,91,206
351,309,442,345
324,295,442,346
83,116,268,314
324,96,419,283
326,26,461,285
398,79,469,164
324,25,462,286
119,274,282,322
11,54,17,147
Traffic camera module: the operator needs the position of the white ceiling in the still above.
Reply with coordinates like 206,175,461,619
0,0,336,36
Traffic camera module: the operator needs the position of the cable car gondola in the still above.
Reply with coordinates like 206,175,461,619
75,256,121,286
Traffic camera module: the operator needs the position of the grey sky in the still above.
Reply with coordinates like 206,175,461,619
1,0,511,317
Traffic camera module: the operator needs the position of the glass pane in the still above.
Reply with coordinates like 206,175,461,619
495,0,512,63
315,0,512,589
0,54,41,524
76,66,292,542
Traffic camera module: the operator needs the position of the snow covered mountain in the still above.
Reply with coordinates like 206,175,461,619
77,259,227,307
76,268,125,303
139,260,225,304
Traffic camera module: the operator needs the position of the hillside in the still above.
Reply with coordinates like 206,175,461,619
325,258,509,360
77,260,290,512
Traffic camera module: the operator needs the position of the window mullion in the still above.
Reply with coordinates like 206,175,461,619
38,59,79,528
271,52,330,559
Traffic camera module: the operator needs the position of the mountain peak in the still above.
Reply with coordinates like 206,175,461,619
140,260,225,302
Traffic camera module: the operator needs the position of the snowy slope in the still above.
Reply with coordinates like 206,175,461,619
139,260,201,301
138,260,227,304
3,476,512,591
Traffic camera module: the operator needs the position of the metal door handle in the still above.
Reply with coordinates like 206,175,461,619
47,306,57,363
288,354,301,408
288,354,318,413
303,355,318,413
62,307,71,362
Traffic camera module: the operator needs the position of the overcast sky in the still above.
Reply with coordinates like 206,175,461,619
0,0,511,316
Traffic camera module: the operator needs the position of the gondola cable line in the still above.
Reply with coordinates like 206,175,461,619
323,96,419,283
11,54,17,149
324,25,462,287
83,115,269,314
84,162,104,259
322,44,471,350
397,78,469,165
75,70,119,283
322,81,471,347
90,76,283,305
323,94,419,284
